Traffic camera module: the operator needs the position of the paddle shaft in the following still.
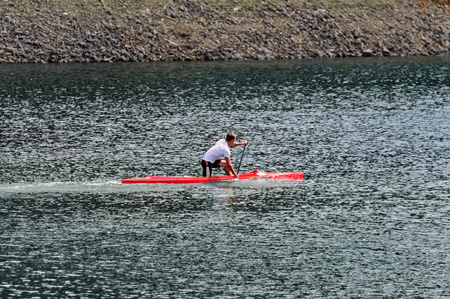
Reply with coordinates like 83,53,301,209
236,144,247,175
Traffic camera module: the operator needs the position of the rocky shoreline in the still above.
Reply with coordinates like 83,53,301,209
0,0,449,63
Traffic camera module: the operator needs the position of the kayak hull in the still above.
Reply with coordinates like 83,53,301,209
122,169,303,184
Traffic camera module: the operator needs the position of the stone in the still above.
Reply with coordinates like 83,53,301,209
362,49,373,56
0,0,449,63
382,47,392,56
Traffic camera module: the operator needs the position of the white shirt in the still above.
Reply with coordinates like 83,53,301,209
202,139,230,163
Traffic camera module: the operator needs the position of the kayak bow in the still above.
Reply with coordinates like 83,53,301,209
122,169,303,184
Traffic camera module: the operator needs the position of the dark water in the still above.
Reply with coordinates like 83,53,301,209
1,57,449,297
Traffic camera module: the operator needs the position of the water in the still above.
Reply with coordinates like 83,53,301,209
1,57,449,297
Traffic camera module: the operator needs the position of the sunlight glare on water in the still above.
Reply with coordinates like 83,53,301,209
1,57,449,298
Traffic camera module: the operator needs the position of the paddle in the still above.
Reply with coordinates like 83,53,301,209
236,144,247,175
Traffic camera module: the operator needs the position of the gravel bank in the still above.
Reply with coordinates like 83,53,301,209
1,0,449,63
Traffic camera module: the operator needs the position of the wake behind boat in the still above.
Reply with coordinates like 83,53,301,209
122,169,303,184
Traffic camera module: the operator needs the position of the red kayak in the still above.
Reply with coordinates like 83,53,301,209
122,169,303,184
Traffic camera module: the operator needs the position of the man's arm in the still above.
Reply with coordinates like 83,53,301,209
224,157,238,177
230,140,248,147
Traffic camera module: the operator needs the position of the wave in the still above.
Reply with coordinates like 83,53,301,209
0,178,302,194
0,180,127,193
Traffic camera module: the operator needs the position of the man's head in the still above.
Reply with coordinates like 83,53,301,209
226,132,236,142
226,132,238,147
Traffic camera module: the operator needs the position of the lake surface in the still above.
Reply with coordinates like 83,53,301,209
1,57,449,298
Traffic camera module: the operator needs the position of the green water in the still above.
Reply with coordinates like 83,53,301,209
1,56,449,297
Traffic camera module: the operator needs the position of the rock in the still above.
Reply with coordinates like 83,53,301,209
382,47,392,56
362,49,373,56
0,0,449,63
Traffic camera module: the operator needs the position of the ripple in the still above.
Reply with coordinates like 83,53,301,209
1,57,449,298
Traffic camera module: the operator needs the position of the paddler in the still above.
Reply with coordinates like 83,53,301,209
201,132,248,177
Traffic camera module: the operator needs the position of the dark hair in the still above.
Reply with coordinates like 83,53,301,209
226,132,236,141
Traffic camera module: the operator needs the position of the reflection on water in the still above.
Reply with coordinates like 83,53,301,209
1,56,449,297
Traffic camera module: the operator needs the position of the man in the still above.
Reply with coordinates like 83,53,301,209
201,133,248,177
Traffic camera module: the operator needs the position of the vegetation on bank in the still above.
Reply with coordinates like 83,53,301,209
0,0,450,13
1,0,449,20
